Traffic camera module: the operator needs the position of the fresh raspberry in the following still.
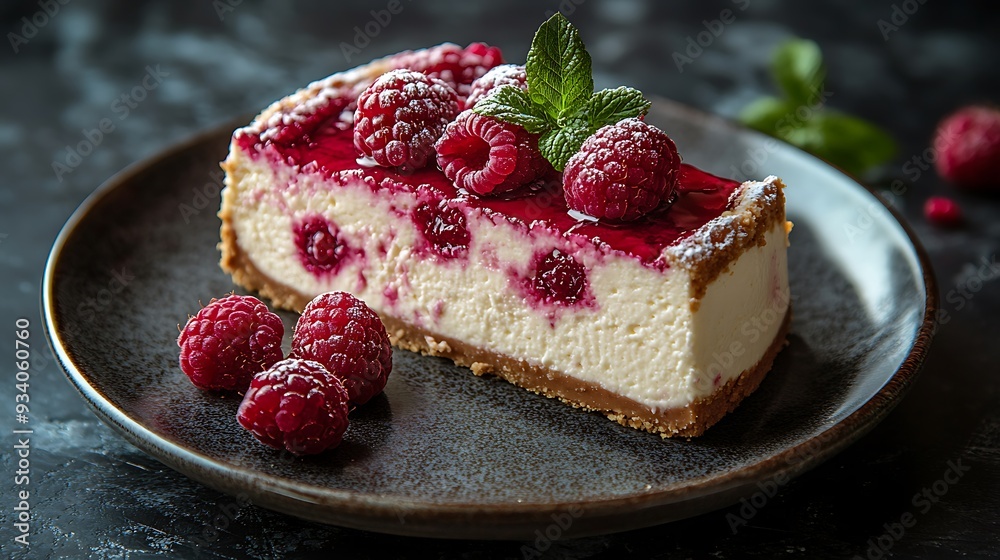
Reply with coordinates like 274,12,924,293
563,118,681,221
531,249,589,305
177,294,284,392
237,358,350,456
353,69,460,171
924,196,963,227
291,292,392,406
391,42,504,102
465,64,527,109
934,106,1000,190
435,110,551,196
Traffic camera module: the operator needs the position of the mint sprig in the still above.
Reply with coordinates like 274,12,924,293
739,38,896,177
526,13,593,119
474,14,651,171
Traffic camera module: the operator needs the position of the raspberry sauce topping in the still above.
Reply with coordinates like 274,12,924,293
293,216,359,276
238,122,739,269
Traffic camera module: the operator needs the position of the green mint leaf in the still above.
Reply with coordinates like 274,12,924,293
538,123,592,172
738,97,798,133
772,39,826,107
581,86,651,129
473,85,551,134
525,13,594,120
808,111,897,176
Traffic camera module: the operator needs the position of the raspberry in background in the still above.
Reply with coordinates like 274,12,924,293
237,359,350,456
563,118,681,221
924,196,963,227
436,110,552,196
465,64,528,109
934,105,1000,190
354,69,460,171
291,292,392,406
390,42,504,102
177,294,284,392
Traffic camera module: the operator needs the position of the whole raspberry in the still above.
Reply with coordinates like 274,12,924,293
934,106,1000,190
291,292,392,406
177,294,284,392
391,42,504,102
353,69,460,171
436,110,551,196
237,358,350,456
563,118,681,221
924,196,963,227
465,64,527,109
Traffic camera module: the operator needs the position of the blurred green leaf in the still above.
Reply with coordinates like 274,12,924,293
807,111,897,176
772,39,826,107
738,97,798,133
739,37,897,177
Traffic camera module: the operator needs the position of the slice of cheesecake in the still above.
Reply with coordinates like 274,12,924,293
219,44,791,437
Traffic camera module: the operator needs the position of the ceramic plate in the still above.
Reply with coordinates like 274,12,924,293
43,99,936,539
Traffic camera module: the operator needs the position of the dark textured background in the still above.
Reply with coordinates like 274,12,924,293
1,0,998,558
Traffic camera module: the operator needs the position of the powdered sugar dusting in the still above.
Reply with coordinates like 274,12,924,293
668,176,783,269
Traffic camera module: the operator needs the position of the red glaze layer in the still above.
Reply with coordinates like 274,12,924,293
234,119,740,269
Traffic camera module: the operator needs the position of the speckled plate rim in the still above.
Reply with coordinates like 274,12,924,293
42,100,938,539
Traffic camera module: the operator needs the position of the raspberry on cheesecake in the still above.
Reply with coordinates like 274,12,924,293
218,20,791,437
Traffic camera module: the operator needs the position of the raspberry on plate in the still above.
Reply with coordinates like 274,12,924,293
353,69,460,171
934,105,1000,190
291,292,392,406
563,118,681,221
177,294,284,392
390,42,504,102
464,64,527,109
436,109,552,196
237,358,350,456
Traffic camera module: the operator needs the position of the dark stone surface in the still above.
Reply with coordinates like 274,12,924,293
1,0,997,558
